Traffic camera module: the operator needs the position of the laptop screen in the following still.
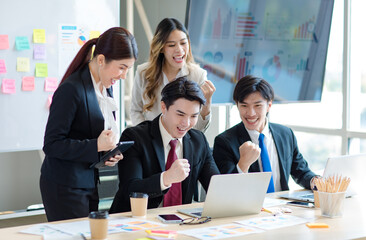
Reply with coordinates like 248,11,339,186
323,153,366,196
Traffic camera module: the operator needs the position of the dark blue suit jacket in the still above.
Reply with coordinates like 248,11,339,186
213,122,315,190
109,115,220,213
41,65,112,188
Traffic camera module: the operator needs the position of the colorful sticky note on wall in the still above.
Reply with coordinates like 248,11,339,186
1,78,16,94
0,35,9,49
33,45,47,60
33,29,46,43
22,76,35,91
45,77,58,92
35,63,48,77
0,59,6,74
15,36,30,50
17,57,30,72
89,30,101,40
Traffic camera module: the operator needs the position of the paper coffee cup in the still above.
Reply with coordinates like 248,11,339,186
130,192,149,218
89,211,108,240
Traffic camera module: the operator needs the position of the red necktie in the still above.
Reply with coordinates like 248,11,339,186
163,139,182,207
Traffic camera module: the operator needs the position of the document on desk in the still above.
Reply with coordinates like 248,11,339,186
263,197,288,208
19,224,84,239
235,215,308,230
47,217,165,237
179,224,263,240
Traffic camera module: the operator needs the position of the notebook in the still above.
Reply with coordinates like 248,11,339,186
280,153,366,202
178,172,271,218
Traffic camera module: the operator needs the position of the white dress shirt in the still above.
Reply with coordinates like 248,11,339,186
90,71,119,143
237,119,282,191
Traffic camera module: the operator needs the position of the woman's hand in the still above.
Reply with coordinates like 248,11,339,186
200,80,216,119
105,153,124,167
97,130,116,152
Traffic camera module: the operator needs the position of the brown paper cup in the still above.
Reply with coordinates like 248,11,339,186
130,192,148,218
89,211,108,240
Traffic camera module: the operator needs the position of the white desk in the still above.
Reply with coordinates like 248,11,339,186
1,192,366,239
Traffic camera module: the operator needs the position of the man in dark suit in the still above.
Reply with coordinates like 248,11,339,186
110,77,219,213
213,75,317,191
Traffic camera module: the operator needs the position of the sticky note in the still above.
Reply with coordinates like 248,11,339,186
306,223,329,228
0,59,6,74
1,78,16,94
33,45,46,60
22,76,35,91
45,77,58,92
15,36,30,50
89,30,101,40
0,35,9,49
33,29,46,43
35,63,48,77
17,57,30,72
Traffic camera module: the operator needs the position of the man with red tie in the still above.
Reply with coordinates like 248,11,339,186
110,77,219,213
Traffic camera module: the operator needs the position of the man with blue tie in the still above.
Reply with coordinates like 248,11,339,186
213,75,317,192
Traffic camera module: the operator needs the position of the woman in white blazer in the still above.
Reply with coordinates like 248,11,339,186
131,18,215,132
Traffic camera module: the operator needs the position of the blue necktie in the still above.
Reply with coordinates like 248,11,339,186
258,133,275,193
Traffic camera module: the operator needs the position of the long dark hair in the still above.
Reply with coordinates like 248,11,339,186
60,27,138,84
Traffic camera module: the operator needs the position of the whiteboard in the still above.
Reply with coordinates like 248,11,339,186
0,0,120,152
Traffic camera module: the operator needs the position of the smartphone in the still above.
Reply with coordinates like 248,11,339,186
287,201,315,208
157,214,184,223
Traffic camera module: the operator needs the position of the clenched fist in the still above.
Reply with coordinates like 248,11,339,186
238,141,261,172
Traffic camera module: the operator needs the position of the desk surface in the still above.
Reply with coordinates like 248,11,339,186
1,192,366,240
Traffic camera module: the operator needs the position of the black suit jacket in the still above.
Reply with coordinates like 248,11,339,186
110,115,220,213
41,65,113,188
213,122,315,190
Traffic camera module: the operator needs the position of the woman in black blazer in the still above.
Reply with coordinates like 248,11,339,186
40,27,138,221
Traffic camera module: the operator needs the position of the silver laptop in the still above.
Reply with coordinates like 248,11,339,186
280,153,366,201
323,153,366,197
178,172,271,218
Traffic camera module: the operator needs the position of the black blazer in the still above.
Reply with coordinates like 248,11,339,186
110,115,220,213
41,65,112,188
213,122,315,190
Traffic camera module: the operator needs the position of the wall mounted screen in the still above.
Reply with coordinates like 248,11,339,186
186,0,334,103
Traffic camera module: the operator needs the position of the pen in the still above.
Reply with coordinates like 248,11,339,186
79,233,87,240
261,207,273,214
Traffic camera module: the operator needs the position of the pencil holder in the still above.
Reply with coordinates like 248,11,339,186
313,190,320,208
318,191,346,218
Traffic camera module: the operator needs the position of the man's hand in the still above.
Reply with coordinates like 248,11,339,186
163,159,190,186
238,141,261,172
